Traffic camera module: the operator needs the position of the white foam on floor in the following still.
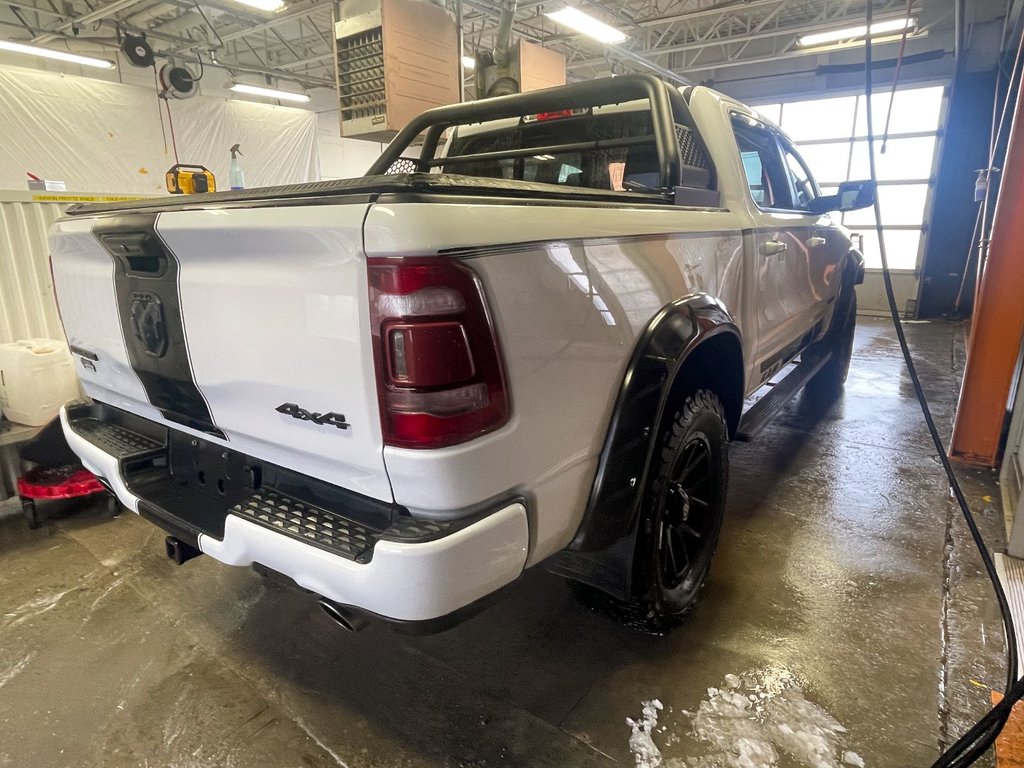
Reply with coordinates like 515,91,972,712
630,669,863,768
627,699,665,767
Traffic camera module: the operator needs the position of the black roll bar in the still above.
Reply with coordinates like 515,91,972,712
425,135,655,168
366,74,684,190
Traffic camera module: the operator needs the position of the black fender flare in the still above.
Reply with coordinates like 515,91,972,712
547,293,744,599
845,247,866,286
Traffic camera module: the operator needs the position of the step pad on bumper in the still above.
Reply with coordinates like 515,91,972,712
72,417,163,459
66,401,464,565
230,490,462,562
231,489,378,562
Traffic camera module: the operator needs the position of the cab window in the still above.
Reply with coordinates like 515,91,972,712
446,110,656,192
731,115,790,209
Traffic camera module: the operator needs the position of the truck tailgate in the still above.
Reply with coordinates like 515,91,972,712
50,203,393,503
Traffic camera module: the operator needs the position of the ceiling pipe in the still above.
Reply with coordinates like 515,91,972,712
97,17,215,49
277,52,334,69
163,0,266,23
609,44,693,85
150,11,210,37
575,0,641,32
575,31,936,80
461,0,684,85
634,0,789,29
31,0,149,43
456,0,465,101
173,50,335,86
120,1,181,26
2,2,67,22
2,11,333,88
567,11,925,70
0,18,115,46
491,0,517,67
202,3,324,43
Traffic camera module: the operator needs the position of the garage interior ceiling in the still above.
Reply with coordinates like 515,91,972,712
0,0,967,93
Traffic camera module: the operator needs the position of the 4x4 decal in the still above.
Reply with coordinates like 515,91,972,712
275,403,350,430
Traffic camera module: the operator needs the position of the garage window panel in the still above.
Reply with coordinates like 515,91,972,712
854,86,945,135
848,136,937,181
752,83,944,276
849,228,922,270
778,95,858,141
755,103,782,124
843,183,930,227
794,142,854,185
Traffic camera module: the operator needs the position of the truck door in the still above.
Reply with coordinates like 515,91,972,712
731,115,843,384
777,137,847,338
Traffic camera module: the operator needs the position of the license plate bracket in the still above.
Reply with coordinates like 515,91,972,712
168,431,261,502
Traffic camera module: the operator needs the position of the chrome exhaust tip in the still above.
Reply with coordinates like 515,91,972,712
318,598,369,633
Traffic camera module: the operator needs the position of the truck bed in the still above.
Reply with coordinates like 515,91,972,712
65,173,673,217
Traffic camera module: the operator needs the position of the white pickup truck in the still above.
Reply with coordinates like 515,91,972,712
50,75,872,633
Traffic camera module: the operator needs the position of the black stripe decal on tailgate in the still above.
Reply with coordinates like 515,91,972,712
93,214,225,439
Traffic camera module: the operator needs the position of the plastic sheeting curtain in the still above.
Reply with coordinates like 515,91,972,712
0,66,319,194
0,197,64,344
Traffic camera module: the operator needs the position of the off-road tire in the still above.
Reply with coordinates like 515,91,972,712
571,390,729,634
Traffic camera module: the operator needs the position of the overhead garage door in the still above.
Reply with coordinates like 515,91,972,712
753,84,947,315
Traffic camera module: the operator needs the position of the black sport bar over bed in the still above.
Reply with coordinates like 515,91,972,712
367,74,712,193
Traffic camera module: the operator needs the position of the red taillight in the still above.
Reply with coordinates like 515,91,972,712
368,257,510,449
523,108,588,123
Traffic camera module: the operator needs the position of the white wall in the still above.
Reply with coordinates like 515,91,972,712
0,52,383,186
310,94,388,179
0,64,320,194
317,135,388,179
0,193,65,345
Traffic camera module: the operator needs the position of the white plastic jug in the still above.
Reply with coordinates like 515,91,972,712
0,339,80,427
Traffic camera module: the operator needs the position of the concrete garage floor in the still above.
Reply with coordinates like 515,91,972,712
0,318,1009,768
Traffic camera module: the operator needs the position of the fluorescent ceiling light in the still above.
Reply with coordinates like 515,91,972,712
798,31,926,54
798,17,915,47
230,83,310,102
462,55,476,70
545,7,627,44
0,39,113,69
231,0,285,11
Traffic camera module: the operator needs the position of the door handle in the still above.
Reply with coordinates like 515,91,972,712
805,236,827,248
760,240,788,257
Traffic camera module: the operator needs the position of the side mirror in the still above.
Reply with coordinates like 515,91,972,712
808,180,877,215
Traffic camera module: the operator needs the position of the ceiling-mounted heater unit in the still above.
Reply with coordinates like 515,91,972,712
335,0,459,140
475,40,566,98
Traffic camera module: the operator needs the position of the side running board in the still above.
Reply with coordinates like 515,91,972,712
735,353,831,442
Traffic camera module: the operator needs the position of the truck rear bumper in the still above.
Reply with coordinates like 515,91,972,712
60,404,529,622
199,503,528,622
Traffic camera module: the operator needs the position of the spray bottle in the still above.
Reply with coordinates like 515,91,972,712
229,144,245,190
